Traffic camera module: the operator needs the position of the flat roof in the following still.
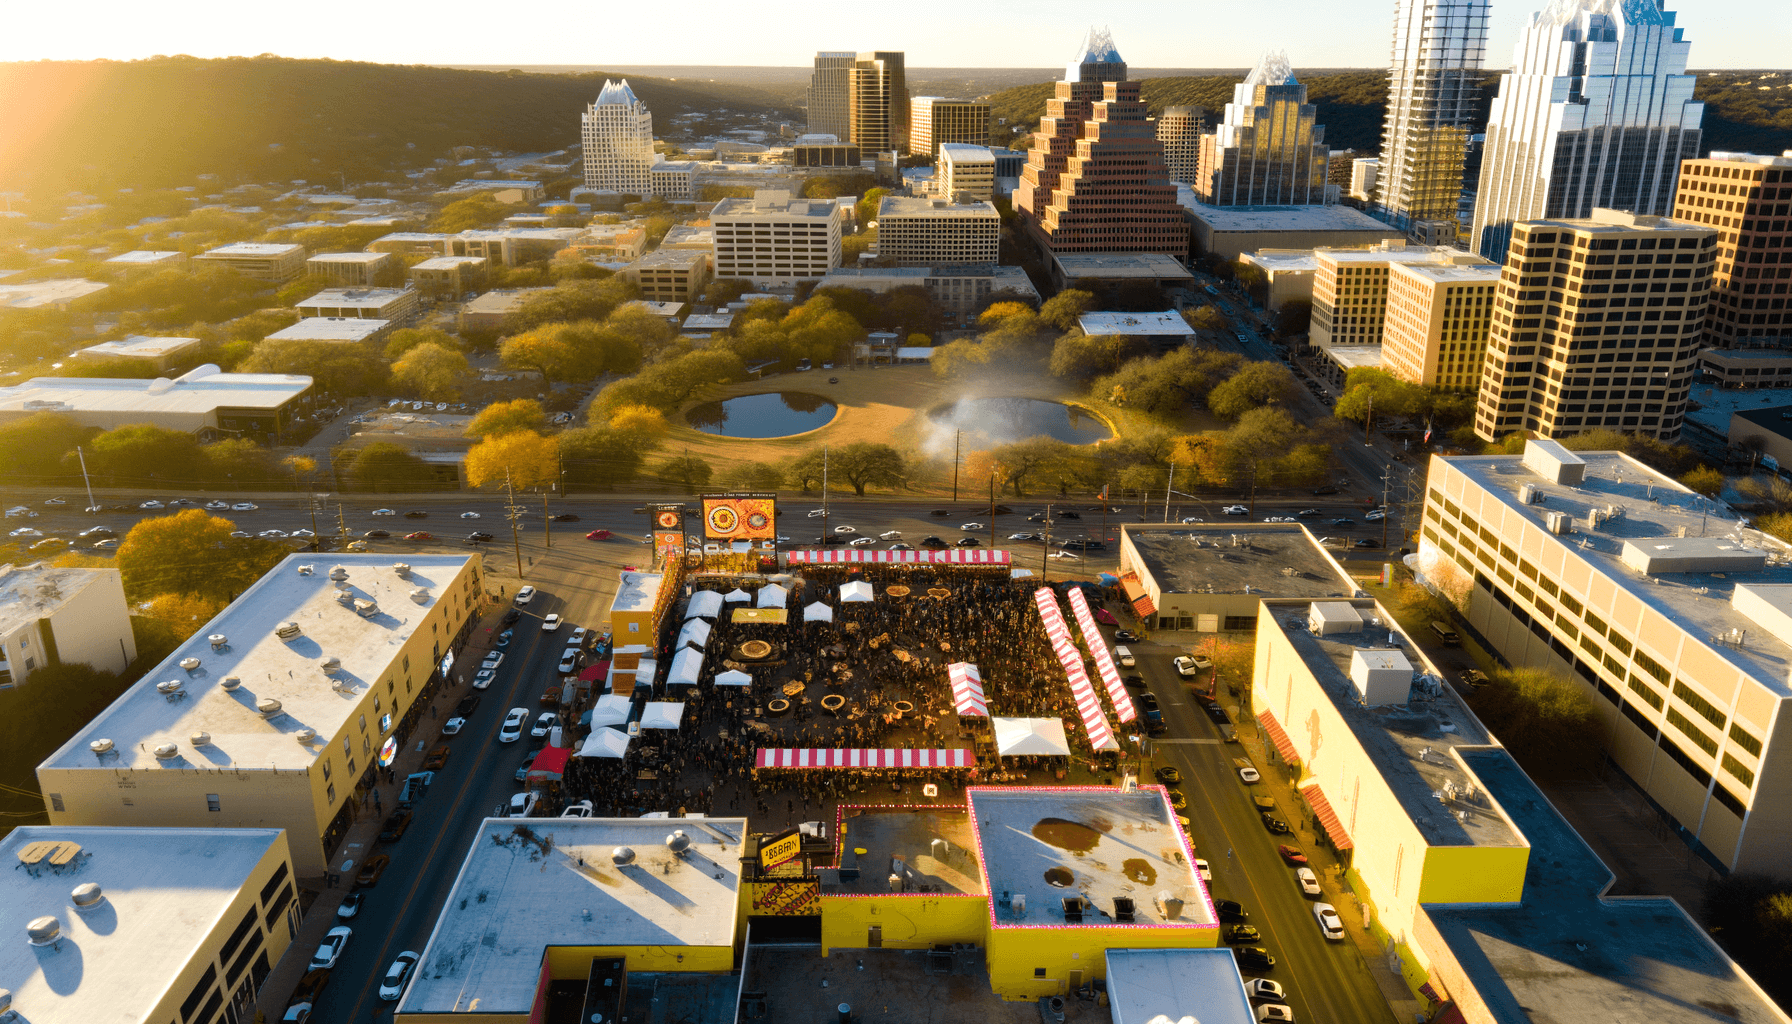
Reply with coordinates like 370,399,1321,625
1079,311,1194,336
1732,405,1792,443
77,335,201,359
1438,451,1792,692
1318,244,1488,269
684,314,734,330
1262,597,1524,848
265,317,390,343
878,196,998,219
825,806,984,895
1427,750,1787,1024
0,278,109,310
103,250,184,264
295,287,412,307
0,563,117,632
197,242,304,257
0,826,286,1024
638,301,686,316
409,255,486,269
1324,344,1385,369
940,143,997,162
306,251,389,264
613,570,663,612
462,287,552,314
966,786,1214,929
1124,523,1356,599
400,818,744,1016
1052,252,1193,280
1105,948,1256,1024
631,248,707,269
1240,250,1321,273
0,368,311,417
660,225,716,246
1180,200,1404,233
42,554,476,772
742,947,1061,1024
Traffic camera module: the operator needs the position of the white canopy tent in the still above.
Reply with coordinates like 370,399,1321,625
714,669,753,687
993,717,1072,757
587,694,632,728
676,618,712,651
723,588,752,603
667,648,703,687
686,590,723,620
757,583,788,608
640,702,686,730
839,580,874,603
577,728,631,758
802,601,834,622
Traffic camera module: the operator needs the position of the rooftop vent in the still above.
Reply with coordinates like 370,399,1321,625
1011,893,1026,917
179,656,201,671
275,622,302,641
1350,648,1414,705
70,883,104,909
296,729,316,743
296,564,313,576
1155,891,1184,921
1308,601,1362,636
1061,897,1085,923
409,587,430,604
393,563,412,578
1114,896,1137,923
612,846,636,866
665,830,691,855
328,565,349,582
208,634,228,649
89,739,114,755
25,916,60,946
257,698,283,718
320,657,342,675
1544,509,1573,535
221,676,242,691
155,680,184,696
189,732,211,747
153,743,179,760
335,590,355,607
353,598,378,618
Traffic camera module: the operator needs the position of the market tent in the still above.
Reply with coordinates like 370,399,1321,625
757,583,788,608
802,601,834,622
686,590,724,620
948,662,987,717
733,607,787,624
640,701,686,730
667,648,703,687
585,694,632,728
755,748,974,768
714,669,753,687
577,660,610,683
577,728,631,759
786,548,1011,565
993,717,1071,757
676,618,712,651
1033,587,1119,751
724,588,752,603
1067,587,1137,724
839,580,874,603
526,744,572,782
1011,568,1035,579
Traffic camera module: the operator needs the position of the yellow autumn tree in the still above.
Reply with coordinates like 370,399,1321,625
465,430,558,489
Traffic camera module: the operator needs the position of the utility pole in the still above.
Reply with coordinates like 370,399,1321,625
988,474,996,551
1163,463,1174,523
335,503,350,551
1248,463,1259,518
307,493,322,553
1042,501,1052,582
1381,465,1393,550
541,490,551,549
952,429,960,503
504,469,525,579
1099,485,1109,552
75,446,95,511
821,445,829,549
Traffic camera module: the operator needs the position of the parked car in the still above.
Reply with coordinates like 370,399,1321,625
1234,946,1276,971
1207,705,1232,725
1195,858,1211,882
1222,505,1249,515
1256,1003,1294,1022
467,531,493,542
335,894,363,920
473,668,497,690
1225,924,1262,944
404,531,433,540
378,810,413,843
531,712,559,738
1277,845,1307,865
1354,538,1381,548
1246,978,1285,1001
956,537,982,547
461,511,481,519
562,799,595,817
879,530,903,540
1295,866,1321,897
405,510,429,518
557,649,579,674
540,687,562,706
959,522,984,531
1214,899,1247,922
310,926,352,970
585,529,612,540
849,537,875,547
441,717,467,736
515,586,536,605
355,854,391,887
480,652,504,671
379,951,421,1001
423,746,450,771
1239,764,1261,783
508,791,540,817
1261,814,1292,834
920,536,947,549
540,613,561,631
455,694,481,717
1154,766,1181,783
1313,902,1345,940
499,707,528,743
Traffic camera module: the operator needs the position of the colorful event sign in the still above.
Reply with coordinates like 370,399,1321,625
759,829,803,869
701,492,776,541
649,502,685,568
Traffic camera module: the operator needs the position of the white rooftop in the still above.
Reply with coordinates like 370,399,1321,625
103,250,184,265
0,366,311,417
0,826,286,1024
264,317,391,343
306,251,389,264
1078,312,1195,337
1105,949,1256,1024
295,287,412,308
660,225,716,246
684,314,734,330
76,335,201,360
613,570,663,613
410,255,486,270
0,564,119,633
399,817,744,1016
939,143,997,163
878,196,998,219
0,278,108,310
1181,200,1403,233
42,554,477,772
1317,243,1488,269
198,242,305,257
1324,344,1385,369
1392,260,1503,284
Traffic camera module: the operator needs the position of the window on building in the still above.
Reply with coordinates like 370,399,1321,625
49,793,63,812
207,794,221,812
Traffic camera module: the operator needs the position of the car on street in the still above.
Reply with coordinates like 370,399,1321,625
1313,902,1345,940
8,527,43,539
481,652,504,671
501,608,521,626
1295,866,1321,897
1295,508,1323,517
364,529,390,538
461,511,481,519
532,712,559,738
1057,510,1080,520
956,537,981,547
540,612,560,631
1173,655,1213,677
889,543,913,551
78,526,116,538
404,531,433,540
808,509,828,518
930,509,953,517
1195,858,1210,882
516,752,538,783
1354,538,1381,548
169,499,197,507
1234,946,1275,971
849,537,875,546
371,508,396,516
1331,518,1356,526
1222,505,1248,515
456,693,481,717
1154,766,1181,783
93,538,119,550
204,500,228,510
1277,844,1307,865
378,810,413,842
1181,515,1205,523
1047,549,1080,560
310,926,352,970
551,514,580,522
1207,705,1232,725
1255,1003,1294,1022
568,627,588,647
500,707,528,742
585,529,612,540
232,502,258,511
959,523,984,531
423,745,450,770
291,529,315,538
379,951,420,1001
833,525,857,534
1365,509,1387,521
139,500,164,510
920,536,947,549
1008,532,1036,541
405,510,429,518
562,799,595,817
879,530,903,540
355,854,391,887
1114,629,1141,643
1136,692,1159,711
515,586,536,605
441,717,467,735
1214,899,1247,922
466,531,494,542
558,649,579,673
1261,814,1291,834
509,791,540,817
1225,924,1262,944
336,893,363,920
258,529,288,539
1246,979,1284,1002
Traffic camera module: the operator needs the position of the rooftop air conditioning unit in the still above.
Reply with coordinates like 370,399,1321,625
275,622,302,641
393,563,412,578
89,738,114,755
153,743,179,760
320,657,341,675
353,599,378,617
256,698,283,718
1544,510,1572,535
409,587,430,603
221,676,241,691
328,566,349,582
297,729,316,743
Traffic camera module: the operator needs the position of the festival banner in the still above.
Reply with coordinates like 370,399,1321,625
649,503,685,568
701,492,777,541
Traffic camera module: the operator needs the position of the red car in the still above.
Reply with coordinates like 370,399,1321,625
1277,845,1308,866
585,529,612,540
404,532,433,541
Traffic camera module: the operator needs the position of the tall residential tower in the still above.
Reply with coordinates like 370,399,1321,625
1156,106,1208,186
581,79,654,196
1376,0,1490,245
806,52,855,142
1196,52,1331,207
849,52,908,155
1469,0,1703,262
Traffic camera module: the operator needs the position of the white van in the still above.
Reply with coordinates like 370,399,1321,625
1115,646,1136,668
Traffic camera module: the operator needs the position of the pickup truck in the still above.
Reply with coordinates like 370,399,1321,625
397,772,435,809
1144,706,1166,734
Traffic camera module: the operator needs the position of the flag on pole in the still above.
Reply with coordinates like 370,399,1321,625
1423,419,1433,444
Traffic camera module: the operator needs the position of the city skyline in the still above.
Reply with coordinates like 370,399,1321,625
2,0,1785,68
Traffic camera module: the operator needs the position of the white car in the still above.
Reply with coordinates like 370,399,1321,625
1222,505,1248,515
508,790,540,817
8,527,42,539
1173,655,1212,677
514,586,535,605
204,500,229,510
336,893,363,919
557,649,579,674
499,707,528,743
960,522,984,531
371,508,396,516
259,529,288,539
310,925,351,970
1239,765,1261,783
139,500,165,510
1181,516,1205,523
230,530,251,539
481,652,504,671
806,509,827,518
562,799,595,818
540,613,561,631
442,717,466,736
531,712,559,738
42,497,66,506
472,669,497,690
889,543,913,551
291,529,315,538
833,525,856,534
1365,510,1387,521
1295,866,1321,897
379,951,420,1001
1048,550,1081,560
568,627,588,647
1313,902,1345,940
1008,532,1036,541
1246,979,1285,1002
232,502,258,511
879,530,902,540
1195,858,1211,882
461,511,481,519
1256,1004,1294,1022
849,537,875,547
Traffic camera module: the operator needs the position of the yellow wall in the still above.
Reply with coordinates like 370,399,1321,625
543,944,733,977
819,894,987,954
985,924,1219,1001
1417,846,1528,905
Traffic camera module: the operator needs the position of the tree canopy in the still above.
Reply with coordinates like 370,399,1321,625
465,430,558,489
390,342,469,402
116,509,287,602
466,398,549,439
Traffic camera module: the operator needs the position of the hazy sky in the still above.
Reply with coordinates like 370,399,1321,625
2,0,1782,69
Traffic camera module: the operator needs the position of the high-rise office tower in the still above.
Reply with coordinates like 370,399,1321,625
807,53,855,142
1473,209,1716,443
1469,0,1703,263
1376,0,1489,246
1014,28,1186,259
1670,151,1792,349
1196,52,1331,207
850,52,908,155
911,98,991,158
1156,106,1207,186
581,79,655,196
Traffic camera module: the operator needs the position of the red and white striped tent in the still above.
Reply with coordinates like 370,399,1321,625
785,548,1010,565
754,748,976,769
1068,587,1136,723
948,662,987,717
1032,588,1119,751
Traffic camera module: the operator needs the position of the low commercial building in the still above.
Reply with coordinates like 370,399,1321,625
937,143,997,200
0,563,135,688
1117,523,1358,632
815,264,1039,313
304,250,393,286
1078,311,1195,351
1179,196,1403,261
37,553,486,875
458,287,553,334
876,195,999,267
1728,405,1792,473
192,242,309,283
1104,948,1262,1024
263,317,393,346
1317,342,1385,388
368,229,582,267
434,179,545,203
103,250,188,275
406,255,487,297
0,826,298,1024
660,224,716,251
0,366,313,439
621,248,710,305
563,223,647,263
1049,251,1193,292
293,286,419,323
711,190,843,286
1381,258,1502,390
74,334,202,371
0,278,110,311
1700,347,1792,389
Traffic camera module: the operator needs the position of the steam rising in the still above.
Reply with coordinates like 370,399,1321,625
921,398,1111,458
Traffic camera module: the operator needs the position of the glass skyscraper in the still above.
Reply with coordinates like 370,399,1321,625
1376,0,1490,245
1196,52,1331,207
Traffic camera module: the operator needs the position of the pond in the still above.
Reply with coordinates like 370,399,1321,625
685,392,838,437
928,398,1112,449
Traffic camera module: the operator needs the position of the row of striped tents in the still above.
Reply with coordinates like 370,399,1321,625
1032,587,1119,751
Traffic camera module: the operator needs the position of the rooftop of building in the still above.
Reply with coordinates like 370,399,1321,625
967,786,1214,929
940,143,997,162
197,242,305,257
743,947,1104,1024
399,817,744,1016
823,806,984,896
0,826,286,1024
306,251,389,264
877,195,999,219
821,264,1030,282
711,191,838,218
594,79,640,106
1317,243,1488,268
636,301,686,317
41,553,476,773
76,335,201,358
1517,208,1710,235
1179,200,1406,233
264,317,391,343
631,248,708,268
1704,150,1792,167
579,222,645,239
1439,448,1792,691
613,570,663,613
294,287,413,307
1104,948,1256,1024
1239,249,1323,273
1124,523,1356,599
1390,260,1504,285
0,366,311,417
1731,405,1792,444
1426,749,1786,1024
0,278,109,309
409,255,487,269
0,563,118,632
1051,252,1193,280
1703,348,1792,362
1260,597,1524,848
103,250,184,264
1079,311,1194,336
461,287,552,314
683,314,733,330
1324,344,1385,369
660,225,716,246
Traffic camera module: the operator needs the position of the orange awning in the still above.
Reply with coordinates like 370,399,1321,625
1120,576,1156,618
1300,783,1353,851
1257,710,1300,768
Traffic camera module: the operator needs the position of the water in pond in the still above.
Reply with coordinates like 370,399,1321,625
1032,817,1103,854
927,398,1111,451
686,392,837,437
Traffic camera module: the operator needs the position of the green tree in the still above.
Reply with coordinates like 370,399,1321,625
656,454,714,493
831,442,906,496
787,449,828,492
1333,367,1432,424
200,438,277,486
0,413,95,483
1091,347,1244,415
429,193,511,232
1038,289,1095,331
1467,666,1598,777
86,424,205,486
1117,463,1166,500
1206,360,1298,420
724,461,785,491
238,339,388,396
1049,331,1150,381
116,510,286,602
274,272,333,307
979,437,1090,497
344,442,435,491
856,188,890,225
1680,465,1726,497
390,342,469,402
508,278,639,334
466,398,549,439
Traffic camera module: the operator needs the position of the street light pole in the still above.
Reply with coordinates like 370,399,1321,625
1381,465,1393,550
1042,501,1052,582
504,469,525,579
75,446,96,511
1163,462,1174,523
952,429,960,503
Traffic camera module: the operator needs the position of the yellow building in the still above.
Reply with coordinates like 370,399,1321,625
395,817,745,1022
1382,259,1500,390
38,554,486,875
0,825,296,1024
818,806,989,954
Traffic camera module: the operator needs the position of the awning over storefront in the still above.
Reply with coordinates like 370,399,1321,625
1300,783,1353,851
577,660,610,682
785,548,1010,565
1067,587,1136,724
754,748,974,768
526,745,571,782
948,662,987,717
993,717,1071,756
1120,575,1156,619
1257,710,1301,767
686,590,723,620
